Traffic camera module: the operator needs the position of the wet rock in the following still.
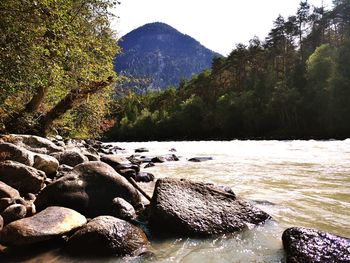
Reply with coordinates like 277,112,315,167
12,134,64,154
51,150,89,167
0,215,3,231
282,227,350,263
144,162,155,169
35,161,141,217
0,182,20,199
0,206,87,246
1,204,27,225
101,155,140,173
33,153,59,176
66,216,150,256
111,198,136,221
0,143,34,166
135,147,149,153
151,156,165,163
169,148,177,152
149,178,270,237
134,172,155,182
188,157,213,162
0,160,46,194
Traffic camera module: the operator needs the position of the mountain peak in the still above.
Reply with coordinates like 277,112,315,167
114,22,221,92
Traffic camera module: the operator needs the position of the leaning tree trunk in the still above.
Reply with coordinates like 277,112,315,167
24,86,48,113
4,86,48,134
37,77,114,135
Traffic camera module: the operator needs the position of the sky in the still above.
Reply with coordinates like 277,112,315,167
111,0,334,56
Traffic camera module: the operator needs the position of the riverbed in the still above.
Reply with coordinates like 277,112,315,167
5,140,350,262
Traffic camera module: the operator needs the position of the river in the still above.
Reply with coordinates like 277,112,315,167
4,140,350,262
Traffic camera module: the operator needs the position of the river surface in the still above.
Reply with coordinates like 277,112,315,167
3,140,350,262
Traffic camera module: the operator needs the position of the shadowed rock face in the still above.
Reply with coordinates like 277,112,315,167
34,162,141,217
149,178,271,237
282,227,350,263
0,206,86,246
0,161,46,194
66,216,151,256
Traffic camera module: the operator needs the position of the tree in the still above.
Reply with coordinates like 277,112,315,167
0,0,119,136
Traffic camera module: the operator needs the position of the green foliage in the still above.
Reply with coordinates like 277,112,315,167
0,0,119,137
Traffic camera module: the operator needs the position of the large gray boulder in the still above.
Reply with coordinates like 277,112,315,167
282,227,350,263
66,216,150,256
35,161,141,217
33,153,59,176
0,143,34,166
11,134,64,154
0,206,86,246
51,150,89,167
149,178,271,237
0,160,46,194
0,182,20,199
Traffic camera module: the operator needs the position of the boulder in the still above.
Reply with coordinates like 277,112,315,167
11,134,64,154
0,143,34,166
149,178,270,237
0,206,87,246
0,215,3,231
51,150,89,167
35,161,141,217
66,216,150,256
151,154,179,163
134,172,155,182
0,182,20,199
100,155,140,173
0,161,45,194
144,162,155,169
33,153,59,176
282,227,350,263
111,197,136,221
1,204,26,225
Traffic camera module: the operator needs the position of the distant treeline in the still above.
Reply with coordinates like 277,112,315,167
107,0,350,141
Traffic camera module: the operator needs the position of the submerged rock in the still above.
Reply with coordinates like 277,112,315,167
0,160,46,194
0,206,86,246
188,157,213,162
149,178,270,237
135,147,149,153
66,216,150,256
35,161,141,217
282,227,350,263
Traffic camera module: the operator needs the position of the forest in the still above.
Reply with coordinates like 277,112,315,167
1,1,350,141
108,0,350,141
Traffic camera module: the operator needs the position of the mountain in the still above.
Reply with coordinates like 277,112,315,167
114,22,221,92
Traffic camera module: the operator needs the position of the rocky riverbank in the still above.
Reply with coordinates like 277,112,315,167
0,134,349,262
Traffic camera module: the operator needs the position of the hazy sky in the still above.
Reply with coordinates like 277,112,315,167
112,0,333,56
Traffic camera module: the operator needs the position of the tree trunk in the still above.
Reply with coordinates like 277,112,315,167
37,77,113,135
25,86,48,113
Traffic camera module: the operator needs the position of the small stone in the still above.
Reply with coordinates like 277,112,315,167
111,197,136,221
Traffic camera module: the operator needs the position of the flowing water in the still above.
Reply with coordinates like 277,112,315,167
3,140,350,262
